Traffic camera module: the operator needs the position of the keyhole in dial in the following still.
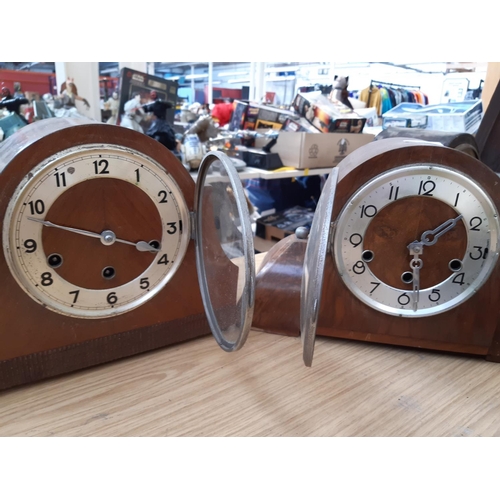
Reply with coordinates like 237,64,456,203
449,259,463,272
361,250,374,263
102,266,116,280
47,253,63,269
401,271,414,284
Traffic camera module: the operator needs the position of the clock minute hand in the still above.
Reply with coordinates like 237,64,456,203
27,217,103,240
419,214,464,246
407,241,423,312
27,218,160,252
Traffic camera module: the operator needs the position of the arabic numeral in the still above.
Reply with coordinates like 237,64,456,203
469,217,482,231
418,180,435,196
69,290,80,303
469,246,488,260
106,292,118,304
349,233,363,248
158,190,168,203
389,186,399,200
370,282,380,294
135,169,140,182
24,239,37,253
166,222,177,235
158,254,169,265
93,159,109,174
398,293,410,306
429,289,441,302
352,261,365,275
54,171,66,187
452,273,465,285
28,200,45,215
40,272,53,287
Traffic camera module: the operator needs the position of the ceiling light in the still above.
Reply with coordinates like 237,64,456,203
185,74,209,80
218,70,249,77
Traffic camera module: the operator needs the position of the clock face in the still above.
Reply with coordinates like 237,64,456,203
334,164,500,317
2,143,190,319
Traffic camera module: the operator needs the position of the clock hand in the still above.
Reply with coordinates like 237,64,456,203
407,242,423,312
405,215,463,311
419,214,464,246
27,217,160,252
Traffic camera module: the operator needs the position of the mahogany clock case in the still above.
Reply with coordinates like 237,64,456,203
0,119,212,390
255,138,500,362
323,139,500,360
253,233,306,337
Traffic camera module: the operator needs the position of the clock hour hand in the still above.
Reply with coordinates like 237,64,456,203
27,217,160,252
407,241,423,312
419,214,463,246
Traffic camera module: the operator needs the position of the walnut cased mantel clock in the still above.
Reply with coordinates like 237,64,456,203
0,118,255,389
300,138,500,366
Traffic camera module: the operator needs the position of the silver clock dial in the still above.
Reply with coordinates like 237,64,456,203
2,144,190,319
334,165,500,317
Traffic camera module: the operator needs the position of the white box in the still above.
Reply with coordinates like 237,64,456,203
256,131,375,170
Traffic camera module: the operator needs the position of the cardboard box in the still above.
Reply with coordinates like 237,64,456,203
254,119,284,130
292,92,367,133
228,100,299,131
255,131,375,170
256,206,315,242
283,117,321,133
229,100,249,130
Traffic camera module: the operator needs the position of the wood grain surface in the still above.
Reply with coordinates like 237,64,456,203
2,329,500,437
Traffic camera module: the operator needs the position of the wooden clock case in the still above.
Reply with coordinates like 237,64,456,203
254,138,500,362
0,119,215,390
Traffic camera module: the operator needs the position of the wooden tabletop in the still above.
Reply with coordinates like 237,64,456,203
1,326,500,437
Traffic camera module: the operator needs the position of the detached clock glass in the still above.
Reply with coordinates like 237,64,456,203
0,119,254,389
301,138,500,366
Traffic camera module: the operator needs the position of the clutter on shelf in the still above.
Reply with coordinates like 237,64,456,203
255,206,316,242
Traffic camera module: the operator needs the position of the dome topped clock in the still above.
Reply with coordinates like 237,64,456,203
301,138,500,366
0,118,255,389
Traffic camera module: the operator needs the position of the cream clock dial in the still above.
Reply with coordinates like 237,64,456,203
2,143,190,319
334,164,500,317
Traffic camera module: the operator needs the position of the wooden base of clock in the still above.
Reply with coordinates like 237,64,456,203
0,118,231,390
253,234,306,337
254,139,500,362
